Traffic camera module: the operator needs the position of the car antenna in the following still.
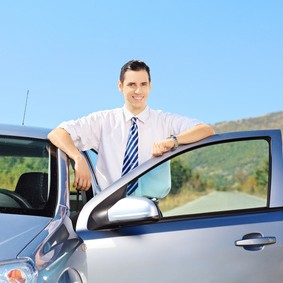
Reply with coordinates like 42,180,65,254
22,89,29,125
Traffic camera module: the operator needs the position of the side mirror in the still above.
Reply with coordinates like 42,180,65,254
108,196,160,223
78,196,161,231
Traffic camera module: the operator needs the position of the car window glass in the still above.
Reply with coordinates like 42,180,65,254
86,149,98,168
137,139,269,217
0,137,57,216
132,161,171,199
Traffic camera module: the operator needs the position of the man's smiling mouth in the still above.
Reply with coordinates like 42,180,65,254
133,96,143,100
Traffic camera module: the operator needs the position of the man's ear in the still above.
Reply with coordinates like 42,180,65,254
118,80,123,92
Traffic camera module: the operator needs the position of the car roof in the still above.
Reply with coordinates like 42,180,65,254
0,124,51,140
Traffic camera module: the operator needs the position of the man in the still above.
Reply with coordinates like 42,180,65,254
48,60,215,191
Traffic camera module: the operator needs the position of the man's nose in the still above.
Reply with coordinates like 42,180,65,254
135,87,142,94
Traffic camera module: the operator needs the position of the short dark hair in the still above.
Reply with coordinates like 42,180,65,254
119,60,151,83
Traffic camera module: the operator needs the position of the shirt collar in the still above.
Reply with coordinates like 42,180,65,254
122,105,149,124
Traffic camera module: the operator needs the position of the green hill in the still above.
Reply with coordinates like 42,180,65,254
161,112,282,210
181,111,282,193
213,111,283,135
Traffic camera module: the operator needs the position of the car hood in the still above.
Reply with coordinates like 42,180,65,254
0,214,51,261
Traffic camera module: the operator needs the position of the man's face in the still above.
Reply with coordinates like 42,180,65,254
118,70,151,115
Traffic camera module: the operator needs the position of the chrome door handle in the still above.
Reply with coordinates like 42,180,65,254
235,233,276,251
235,237,276,246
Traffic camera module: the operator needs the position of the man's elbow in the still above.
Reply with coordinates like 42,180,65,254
200,124,215,138
47,128,64,144
206,124,215,136
47,129,56,142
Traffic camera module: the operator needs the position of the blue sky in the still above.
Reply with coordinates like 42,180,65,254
1,0,282,128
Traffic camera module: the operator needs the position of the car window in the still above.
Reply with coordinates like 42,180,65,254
0,137,57,216
131,161,171,199
136,139,269,217
85,149,98,168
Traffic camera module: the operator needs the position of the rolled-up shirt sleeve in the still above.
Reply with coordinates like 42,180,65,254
58,113,101,151
161,111,203,135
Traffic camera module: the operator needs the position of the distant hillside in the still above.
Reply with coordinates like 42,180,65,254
213,111,283,135
181,111,283,195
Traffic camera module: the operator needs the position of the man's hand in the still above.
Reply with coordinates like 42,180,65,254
152,138,175,157
73,154,91,191
152,125,215,157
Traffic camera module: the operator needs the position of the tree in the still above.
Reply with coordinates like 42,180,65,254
170,158,192,194
254,158,269,193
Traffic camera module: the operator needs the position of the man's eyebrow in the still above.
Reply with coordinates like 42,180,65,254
126,81,148,85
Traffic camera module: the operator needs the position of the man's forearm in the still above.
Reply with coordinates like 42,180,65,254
152,124,215,157
48,128,91,190
48,128,82,161
176,124,215,145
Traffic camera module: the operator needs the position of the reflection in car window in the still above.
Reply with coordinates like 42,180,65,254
140,139,269,217
0,137,57,216
132,161,171,199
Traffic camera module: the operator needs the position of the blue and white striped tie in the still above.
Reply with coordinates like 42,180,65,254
122,117,138,194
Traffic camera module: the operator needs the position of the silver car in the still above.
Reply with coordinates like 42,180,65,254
1,124,283,283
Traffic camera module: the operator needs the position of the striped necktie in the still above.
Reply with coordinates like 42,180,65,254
122,117,139,194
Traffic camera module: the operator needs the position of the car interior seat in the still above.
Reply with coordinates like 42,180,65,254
15,172,48,209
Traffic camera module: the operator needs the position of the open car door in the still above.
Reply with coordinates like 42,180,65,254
77,130,283,283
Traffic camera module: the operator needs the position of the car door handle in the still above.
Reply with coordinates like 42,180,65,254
235,233,276,251
235,237,276,246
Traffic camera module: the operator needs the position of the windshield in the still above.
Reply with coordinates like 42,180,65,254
0,136,57,217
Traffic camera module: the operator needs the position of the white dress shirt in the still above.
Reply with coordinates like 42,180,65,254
59,105,202,189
